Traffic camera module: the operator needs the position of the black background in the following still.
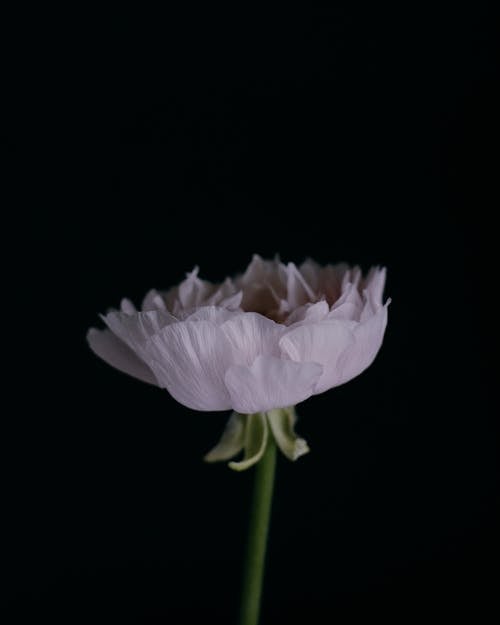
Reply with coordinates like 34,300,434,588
5,7,498,624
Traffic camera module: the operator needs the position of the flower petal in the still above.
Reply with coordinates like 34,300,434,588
204,412,246,462
184,306,238,324
286,262,315,309
103,309,176,358
299,258,322,292
364,266,386,306
145,321,234,411
120,298,137,314
285,300,329,326
279,321,356,393
220,313,285,365
320,263,348,305
238,254,287,313
141,289,168,312
228,412,269,472
205,277,242,310
335,303,389,385
87,328,157,385
178,267,216,308
225,356,323,414
328,283,364,321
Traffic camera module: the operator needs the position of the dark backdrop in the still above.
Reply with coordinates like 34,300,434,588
5,7,498,624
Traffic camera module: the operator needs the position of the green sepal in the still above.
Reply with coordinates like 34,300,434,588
267,407,310,461
204,412,246,462
229,412,269,472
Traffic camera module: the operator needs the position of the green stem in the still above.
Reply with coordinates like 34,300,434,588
238,426,277,625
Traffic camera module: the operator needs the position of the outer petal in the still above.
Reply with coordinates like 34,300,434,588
225,355,323,414
279,320,356,393
103,309,176,358
220,313,285,365
145,321,234,411
184,306,238,324
328,283,364,321
87,328,158,385
334,303,389,385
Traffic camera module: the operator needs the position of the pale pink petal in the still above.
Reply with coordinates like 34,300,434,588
184,306,238,324
145,321,234,411
103,309,176,358
238,254,287,313
120,298,137,314
279,321,356,393
285,300,329,326
141,289,168,312
359,289,377,322
219,290,243,310
240,254,286,289
178,267,216,309
328,283,364,321
364,266,386,307
299,258,322,292
220,313,285,365
205,278,242,309
225,355,323,414
346,265,362,288
286,262,315,309
320,263,348,305
87,328,157,385
335,304,389,385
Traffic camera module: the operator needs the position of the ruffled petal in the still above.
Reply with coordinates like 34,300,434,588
335,303,389,385
220,313,285,365
102,309,176,359
328,283,364,321
145,321,234,411
364,266,386,307
184,306,238,324
299,258,322,293
238,254,287,313
286,300,329,326
285,262,315,309
141,289,168,312
87,328,157,385
178,267,216,309
320,263,348,305
279,320,356,393
204,277,242,310
120,298,137,314
224,355,323,414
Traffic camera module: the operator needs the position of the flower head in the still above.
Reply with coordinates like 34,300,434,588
88,255,389,415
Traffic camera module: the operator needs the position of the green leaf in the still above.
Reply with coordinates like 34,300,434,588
267,407,310,461
229,413,269,472
204,412,246,462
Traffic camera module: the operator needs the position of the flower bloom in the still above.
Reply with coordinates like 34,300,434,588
87,255,389,415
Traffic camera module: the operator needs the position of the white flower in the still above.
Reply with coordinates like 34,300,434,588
87,255,389,467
